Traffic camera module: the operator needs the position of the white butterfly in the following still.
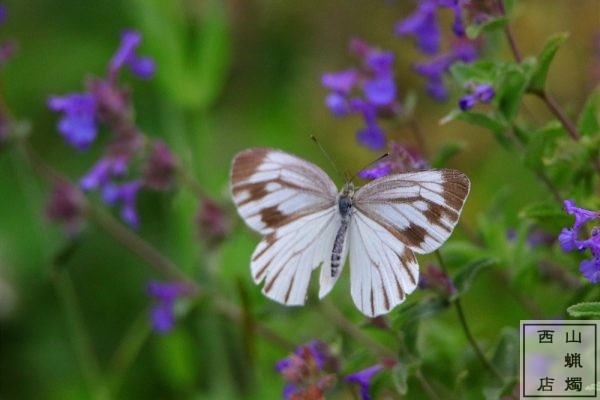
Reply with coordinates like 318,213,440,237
230,148,470,317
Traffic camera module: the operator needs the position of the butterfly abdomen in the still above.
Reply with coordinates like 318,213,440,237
331,194,353,277
331,221,348,277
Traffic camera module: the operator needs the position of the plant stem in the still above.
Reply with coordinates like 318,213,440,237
320,300,395,358
532,90,579,140
415,369,442,400
19,139,294,351
214,297,296,350
54,271,110,400
435,251,504,383
105,310,151,395
498,0,522,63
499,0,600,175
86,205,196,287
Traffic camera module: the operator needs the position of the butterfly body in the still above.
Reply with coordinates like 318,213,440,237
230,148,470,317
332,183,355,278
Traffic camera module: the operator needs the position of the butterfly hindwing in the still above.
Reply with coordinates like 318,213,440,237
252,208,340,305
349,209,419,317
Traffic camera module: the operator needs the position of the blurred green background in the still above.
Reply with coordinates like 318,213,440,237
0,0,598,399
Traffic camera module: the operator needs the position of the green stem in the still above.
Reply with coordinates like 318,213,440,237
498,0,600,175
415,369,442,400
105,310,151,395
319,300,395,358
435,251,504,383
86,205,197,288
54,272,111,400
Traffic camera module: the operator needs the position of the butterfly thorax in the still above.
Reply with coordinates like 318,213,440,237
337,182,355,220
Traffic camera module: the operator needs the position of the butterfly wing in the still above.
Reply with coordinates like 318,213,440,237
230,148,340,305
349,169,470,316
354,169,470,254
348,209,419,317
231,148,338,234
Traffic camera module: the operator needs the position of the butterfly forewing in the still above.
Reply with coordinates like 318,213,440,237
231,148,338,234
354,169,470,254
230,148,339,305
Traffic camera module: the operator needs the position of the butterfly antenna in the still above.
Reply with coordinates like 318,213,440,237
352,152,390,181
310,135,345,181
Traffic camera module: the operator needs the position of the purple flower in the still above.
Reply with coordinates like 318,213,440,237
560,199,600,284
46,181,85,234
395,0,466,55
359,163,393,180
80,158,114,191
196,198,231,248
438,0,466,36
559,228,577,252
0,5,17,66
276,340,338,399
325,92,351,117
48,30,158,229
47,94,98,150
413,40,477,101
102,181,142,228
363,77,396,106
418,264,457,296
0,4,6,25
345,364,384,400
359,142,428,179
109,30,155,80
356,123,386,150
395,0,440,55
564,199,598,229
459,83,495,110
322,39,400,151
580,257,600,283
147,281,188,334
143,140,178,191
321,69,359,94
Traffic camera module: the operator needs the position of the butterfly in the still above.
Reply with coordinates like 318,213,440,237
230,148,470,317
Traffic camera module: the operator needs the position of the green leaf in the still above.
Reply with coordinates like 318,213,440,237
567,302,600,318
466,17,508,39
529,33,569,92
522,121,565,171
192,0,232,109
457,111,507,134
519,201,565,220
481,329,519,399
497,63,530,121
430,142,465,168
502,0,516,15
577,88,600,136
519,201,572,231
153,330,199,389
132,0,231,109
491,328,519,380
442,110,513,149
392,360,419,396
452,258,497,299
391,297,449,333
450,60,499,86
